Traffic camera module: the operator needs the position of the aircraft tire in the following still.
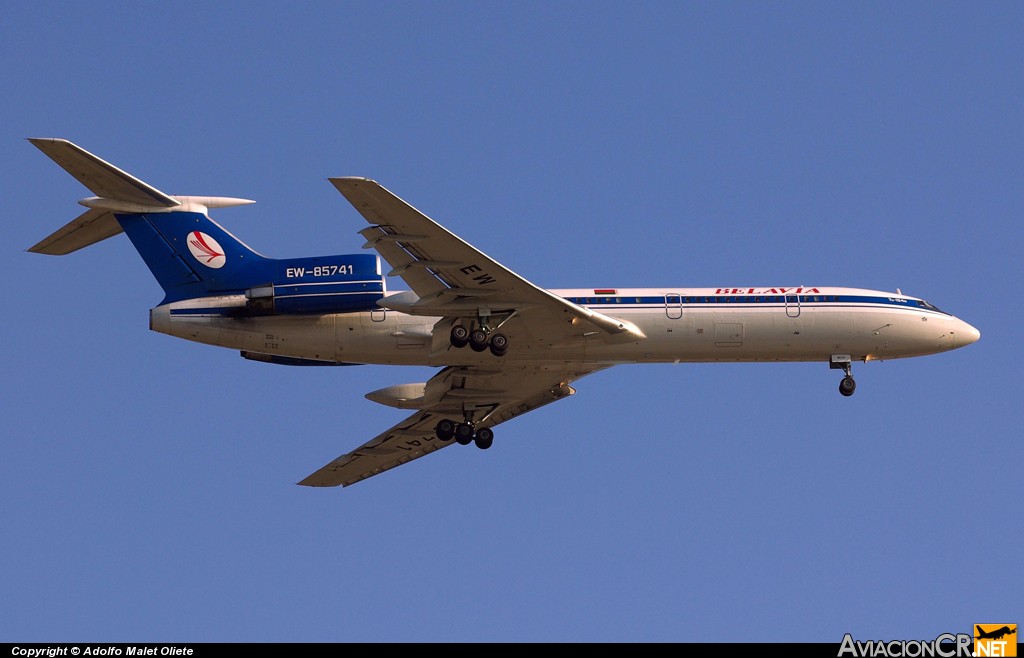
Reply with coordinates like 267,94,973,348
839,376,856,397
469,329,489,352
455,423,476,445
451,325,470,348
474,427,494,449
489,333,509,357
436,419,456,441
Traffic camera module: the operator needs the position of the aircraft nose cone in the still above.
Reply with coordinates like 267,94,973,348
957,321,981,348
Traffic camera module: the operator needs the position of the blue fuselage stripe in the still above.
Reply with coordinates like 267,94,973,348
168,296,946,318
565,295,949,316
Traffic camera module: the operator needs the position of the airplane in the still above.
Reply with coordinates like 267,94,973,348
27,138,982,488
976,625,1016,641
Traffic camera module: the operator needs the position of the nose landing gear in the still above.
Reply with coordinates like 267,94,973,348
831,355,857,397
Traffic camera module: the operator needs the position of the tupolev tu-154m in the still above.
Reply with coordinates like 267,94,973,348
27,138,981,487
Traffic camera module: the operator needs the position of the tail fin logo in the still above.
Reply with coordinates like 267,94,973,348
187,231,226,269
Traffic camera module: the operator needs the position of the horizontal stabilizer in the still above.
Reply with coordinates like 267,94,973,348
28,208,121,255
28,138,256,256
29,138,179,207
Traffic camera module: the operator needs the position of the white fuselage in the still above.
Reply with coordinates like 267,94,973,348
149,286,981,367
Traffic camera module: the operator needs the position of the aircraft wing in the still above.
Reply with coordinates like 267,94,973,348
299,363,606,487
328,177,646,345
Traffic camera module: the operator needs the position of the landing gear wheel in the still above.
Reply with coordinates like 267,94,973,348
469,328,490,352
435,418,456,441
450,325,469,348
839,376,856,397
489,333,509,357
455,423,475,445
474,427,494,449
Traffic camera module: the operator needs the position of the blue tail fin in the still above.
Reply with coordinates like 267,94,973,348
116,209,268,303
118,209,383,310
29,138,385,312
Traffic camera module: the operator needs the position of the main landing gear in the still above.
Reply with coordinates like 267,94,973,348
449,320,509,357
831,355,857,397
435,418,494,449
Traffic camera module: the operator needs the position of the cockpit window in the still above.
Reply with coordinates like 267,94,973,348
915,299,947,314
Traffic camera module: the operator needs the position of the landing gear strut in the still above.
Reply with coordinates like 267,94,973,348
831,355,857,397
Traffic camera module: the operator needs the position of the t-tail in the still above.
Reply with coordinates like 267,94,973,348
28,138,385,316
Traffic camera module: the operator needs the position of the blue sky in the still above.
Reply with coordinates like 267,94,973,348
2,1,1020,643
